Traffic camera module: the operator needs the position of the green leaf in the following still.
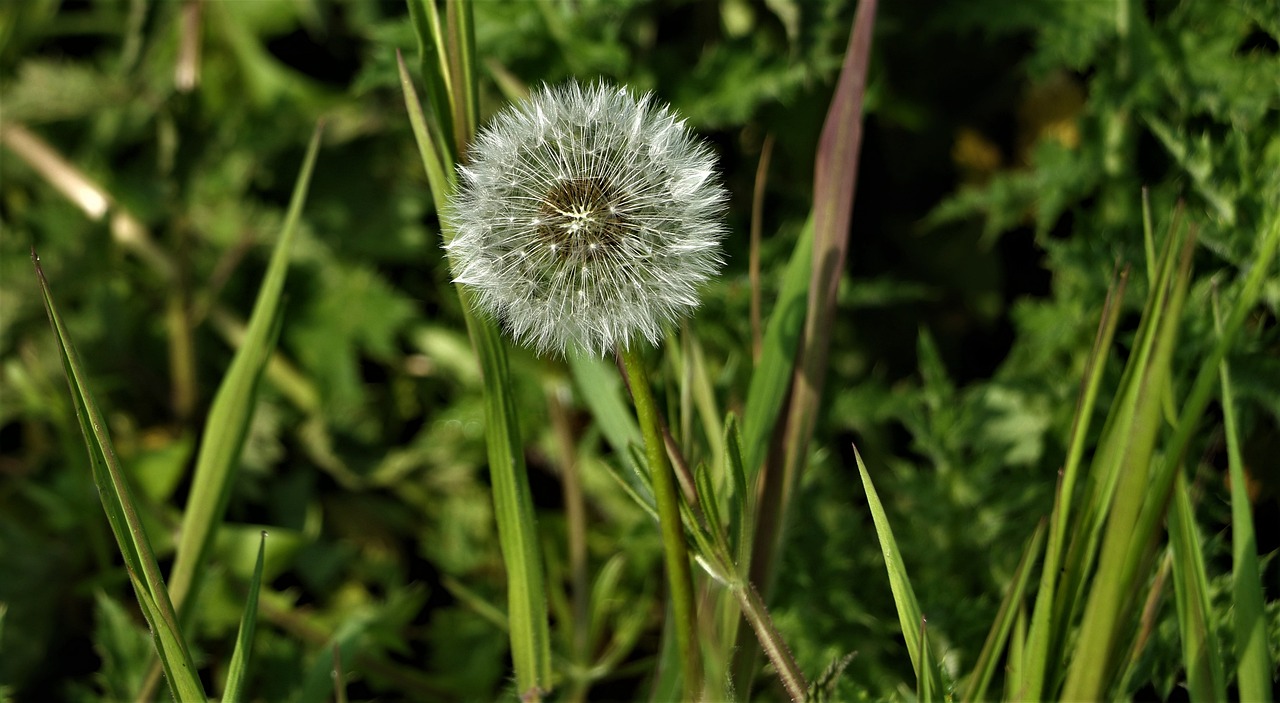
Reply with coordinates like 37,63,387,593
852,444,941,692
1216,294,1272,703
34,253,206,702
223,531,267,703
963,520,1045,703
1167,473,1225,702
740,216,812,475
167,122,324,623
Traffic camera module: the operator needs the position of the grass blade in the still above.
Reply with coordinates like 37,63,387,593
852,444,941,691
404,0,456,165
963,519,1045,703
34,252,206,702
1062,220,1196,700
398,49,455,218
1168,473,1226,701
167,123,324,620
464,302,555,699
223,531,267,702
740,216,812,475
1216,293,1272,702
1020,266,1128,699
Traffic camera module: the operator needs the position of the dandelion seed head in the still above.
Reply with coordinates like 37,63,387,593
443,80,727,357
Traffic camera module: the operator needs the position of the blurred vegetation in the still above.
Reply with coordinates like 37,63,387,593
2,0,1277,700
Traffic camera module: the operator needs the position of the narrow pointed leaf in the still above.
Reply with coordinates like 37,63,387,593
1216,295,1272,702
223,531,267,702
852,444,940,690
1168,473,1226,702
168,123,324,620
35,253,206,702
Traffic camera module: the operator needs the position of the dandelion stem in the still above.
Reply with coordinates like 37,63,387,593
621,345,702,699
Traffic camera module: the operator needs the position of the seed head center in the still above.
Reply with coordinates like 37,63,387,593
538,176,630,260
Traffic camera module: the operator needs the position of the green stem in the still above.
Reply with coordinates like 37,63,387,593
733,579,806,701
621,346,702,700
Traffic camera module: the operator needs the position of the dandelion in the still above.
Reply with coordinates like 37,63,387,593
443,80,727,357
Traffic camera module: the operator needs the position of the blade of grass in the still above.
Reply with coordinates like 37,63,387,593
443,0,477,159
1062,221,1196,700
746,2,878,645
464,301,555,699
167,123,324,620
34,252,206,702
852,444,941,690
1167,472,1226,701
1123,211,1280,623
404,0,456,165
963,519,1045,703
1019,266,1128,699
223,531,267,702
749,134,775,362
917,619,933,703
397,50,454,217
740,215,812,474
401,4,554,693
1215,291,1272,702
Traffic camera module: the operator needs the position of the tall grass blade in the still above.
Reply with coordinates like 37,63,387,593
223,531,267,702
1063,221,1196,700
401,3,554,693
403,0,456,164
168,123,324,620
1168,473,1226,701
740,216,811,475
1020,266,1128,699
852,444,941,690
34,253,206,702
963,520,1045,703
751,0,879,597
1215,294,1272,702
397,50,454,216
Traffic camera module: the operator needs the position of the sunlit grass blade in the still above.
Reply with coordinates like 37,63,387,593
223,531,267,702
746,8,878,682
167,123,324,621
34,253,206,702
403,0,456,164
1020,266,1128,699
852,444,941,691
1063,220,1196,700
963,519,1045,703
401,1,553,693
740,216,811,474
1215,292,1272,702
723,414,749,563
1168,472,1225,701
397,49,454,218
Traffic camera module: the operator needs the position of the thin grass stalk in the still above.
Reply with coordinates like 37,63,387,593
1168,472,1226,701
35,254,206,702
621,346,702,700
1020,266,1128,698
1215,292,1273,702
1062,224,1196,700
749,134,775,362
400,4,554,694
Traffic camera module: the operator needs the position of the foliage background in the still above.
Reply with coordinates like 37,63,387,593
2,0,1277,700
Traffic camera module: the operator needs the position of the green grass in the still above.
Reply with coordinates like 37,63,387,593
3,0,1278,701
